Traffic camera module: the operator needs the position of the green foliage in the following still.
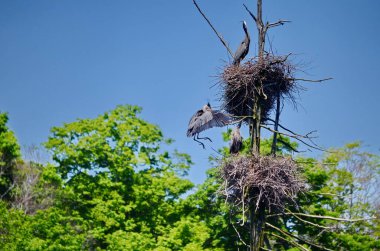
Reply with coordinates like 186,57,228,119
270,142,380,250
41,105,200,250
0,112,21,200
1,107,379,250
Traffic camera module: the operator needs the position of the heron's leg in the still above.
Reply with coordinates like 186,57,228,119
197,134,212,142
193,135,205,149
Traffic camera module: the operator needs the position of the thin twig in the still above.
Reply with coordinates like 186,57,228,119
288,212,335,230
290,77,333,83
265,119,318,139
243,4,257,24
266,223,334,251
193,0,234,57
267,19,291,29
231,220,249,247
261,125,329,152
268,232,309,251
269,53,292,65
277,138,300,153
267,212,376,222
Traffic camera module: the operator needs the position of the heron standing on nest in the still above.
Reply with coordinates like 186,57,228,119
230,122,243,154
233,21,250,65
187,103,231,149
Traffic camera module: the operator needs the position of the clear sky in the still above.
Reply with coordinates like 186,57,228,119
1,0,380,184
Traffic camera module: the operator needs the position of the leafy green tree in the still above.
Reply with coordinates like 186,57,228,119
189,131,380,250
1,106,379,251
0,112,21,200
281,143,380,250
43,105,203,250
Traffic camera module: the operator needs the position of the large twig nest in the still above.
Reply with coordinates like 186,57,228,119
220,154,305,212
220,54,300,123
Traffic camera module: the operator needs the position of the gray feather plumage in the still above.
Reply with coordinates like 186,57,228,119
229,125,243,154
187,105,231,137
233,21,250,65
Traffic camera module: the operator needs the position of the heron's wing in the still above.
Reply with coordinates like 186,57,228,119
196,110,231,133
188,109,203,125
186,109,204,137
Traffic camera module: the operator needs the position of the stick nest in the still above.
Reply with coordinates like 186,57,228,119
220,54,299,123
219,154,305,212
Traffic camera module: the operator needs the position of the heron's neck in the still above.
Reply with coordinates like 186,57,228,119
244,28,250,41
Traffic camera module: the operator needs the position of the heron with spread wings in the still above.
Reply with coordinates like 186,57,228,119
187,103,231,149
232,21,250,65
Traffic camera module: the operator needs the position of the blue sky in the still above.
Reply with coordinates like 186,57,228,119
1,0,380,184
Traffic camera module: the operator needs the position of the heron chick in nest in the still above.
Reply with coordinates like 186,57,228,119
230,122,243,154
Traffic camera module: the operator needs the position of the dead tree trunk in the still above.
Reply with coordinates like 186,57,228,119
249,0,266,250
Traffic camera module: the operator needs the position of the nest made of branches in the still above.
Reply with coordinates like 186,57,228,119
220,54,300,123
219,154,305,213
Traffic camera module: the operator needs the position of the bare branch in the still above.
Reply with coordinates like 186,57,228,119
266,223,334,251
265,119,318,139
192,0,234,58
277,138,300,153
271,93,281,155
268,232,310,251
267,212,376,222
289,212,335,230
261,124,316,140
269,53,292,65
267,19,291,29
243,4,257,24
0,183,14,199
261,125,329,152
231,221,249,247
260,247,271,251
290,77,333,83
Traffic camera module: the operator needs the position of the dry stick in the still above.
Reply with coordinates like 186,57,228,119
243,4,258,24
266,119,318,139
263,234,272,250
269,53,292,65
290,77,333,83
312,192,352,198
270,90,281,155
192,0,234,58
267,212,376,222
261,125,315,141
288,212,335,230
266,223,334,251
260,125,329,152
295,160,337,166
231,221,249,247
277,138,301,153
267,19,291,29
268,232,310,251
265,122,321,149
260,247,271,251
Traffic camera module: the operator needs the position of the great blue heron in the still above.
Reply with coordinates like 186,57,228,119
229,122,243,154
187,103,231,149
232,21,250,65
